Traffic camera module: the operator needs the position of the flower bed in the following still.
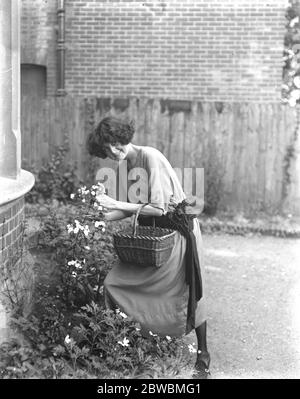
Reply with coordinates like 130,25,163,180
0,185,194,379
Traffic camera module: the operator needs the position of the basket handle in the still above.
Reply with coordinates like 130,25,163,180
133,203,149,237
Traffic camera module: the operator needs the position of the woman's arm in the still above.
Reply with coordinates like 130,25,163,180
116,201,164,217
104,210,132,221
97,194,164,217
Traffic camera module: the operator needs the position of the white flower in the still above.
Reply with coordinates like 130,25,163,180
74,227,79,234
82,198,86,203
64,335,71,344
288,97,297,107
68,260,76,266
188,343,197,353
95,221,106,228
75,261,83,269
91,191,96,196
67,224,73,234
70,193,75,199
149,331,158,337
93,285,104,294
166,336,171,341
287,49,295,57
294,76,300,89
119,312,128,319
291,89,300,99
84,246,91,250
83,225,90,237
71,271,77,278
290,16,299,28
117,337,130,347
102,228,105,232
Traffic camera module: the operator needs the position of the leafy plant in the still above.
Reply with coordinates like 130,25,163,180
0,184,194,379
282,2,300,105
25,141,82,204
36,183,109,309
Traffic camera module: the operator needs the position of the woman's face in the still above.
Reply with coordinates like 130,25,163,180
103,142,129,161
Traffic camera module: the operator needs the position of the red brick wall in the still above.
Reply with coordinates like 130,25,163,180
21,0,287,102
0,198,25,268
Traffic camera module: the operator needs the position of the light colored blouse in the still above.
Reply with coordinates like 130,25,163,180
119,146,186,214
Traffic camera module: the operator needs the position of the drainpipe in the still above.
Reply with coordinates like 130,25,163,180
56,0,66,96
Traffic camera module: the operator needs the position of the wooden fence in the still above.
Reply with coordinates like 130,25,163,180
21,96,300,215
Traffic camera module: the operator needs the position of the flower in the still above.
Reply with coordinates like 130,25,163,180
92,285,104,294
288,97,297,107
83,225,90,237
119,312,128,319
64,335,71,344
149,331,158,337
117,337,130,347
68,260,76,266
294,76,300,89
166,335,171,341
95,221,106,228
84,246,91,250
70,193,75,199
71,271,77,278
188,343,197,353
290,16,299,28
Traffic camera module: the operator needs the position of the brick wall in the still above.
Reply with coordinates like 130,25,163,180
21,0,287,101
0,197,25,268
21,0,57,96
0,196,34,342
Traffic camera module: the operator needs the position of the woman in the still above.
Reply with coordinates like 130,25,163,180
86,116,211,378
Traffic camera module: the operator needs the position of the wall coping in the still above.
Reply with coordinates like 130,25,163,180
0,169,35,207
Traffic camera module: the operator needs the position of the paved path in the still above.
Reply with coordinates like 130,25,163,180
185,233,300,379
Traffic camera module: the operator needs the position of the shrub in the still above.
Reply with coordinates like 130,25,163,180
25,141,82,204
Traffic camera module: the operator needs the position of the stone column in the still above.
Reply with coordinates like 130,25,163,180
0,0,35,343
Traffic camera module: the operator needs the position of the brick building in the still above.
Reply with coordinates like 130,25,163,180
21,0,287,102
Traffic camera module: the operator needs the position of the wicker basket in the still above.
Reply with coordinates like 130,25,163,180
113,203,176,268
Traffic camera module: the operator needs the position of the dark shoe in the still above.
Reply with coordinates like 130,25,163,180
194,351,211,379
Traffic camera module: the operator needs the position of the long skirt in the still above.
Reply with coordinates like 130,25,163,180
104,218,206,337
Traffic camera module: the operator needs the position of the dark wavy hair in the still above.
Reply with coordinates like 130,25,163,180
86,116,135,158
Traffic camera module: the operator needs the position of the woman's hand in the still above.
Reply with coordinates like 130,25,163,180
96,194,120,210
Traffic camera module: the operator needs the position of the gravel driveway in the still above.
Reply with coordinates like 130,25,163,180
185,233,300,379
